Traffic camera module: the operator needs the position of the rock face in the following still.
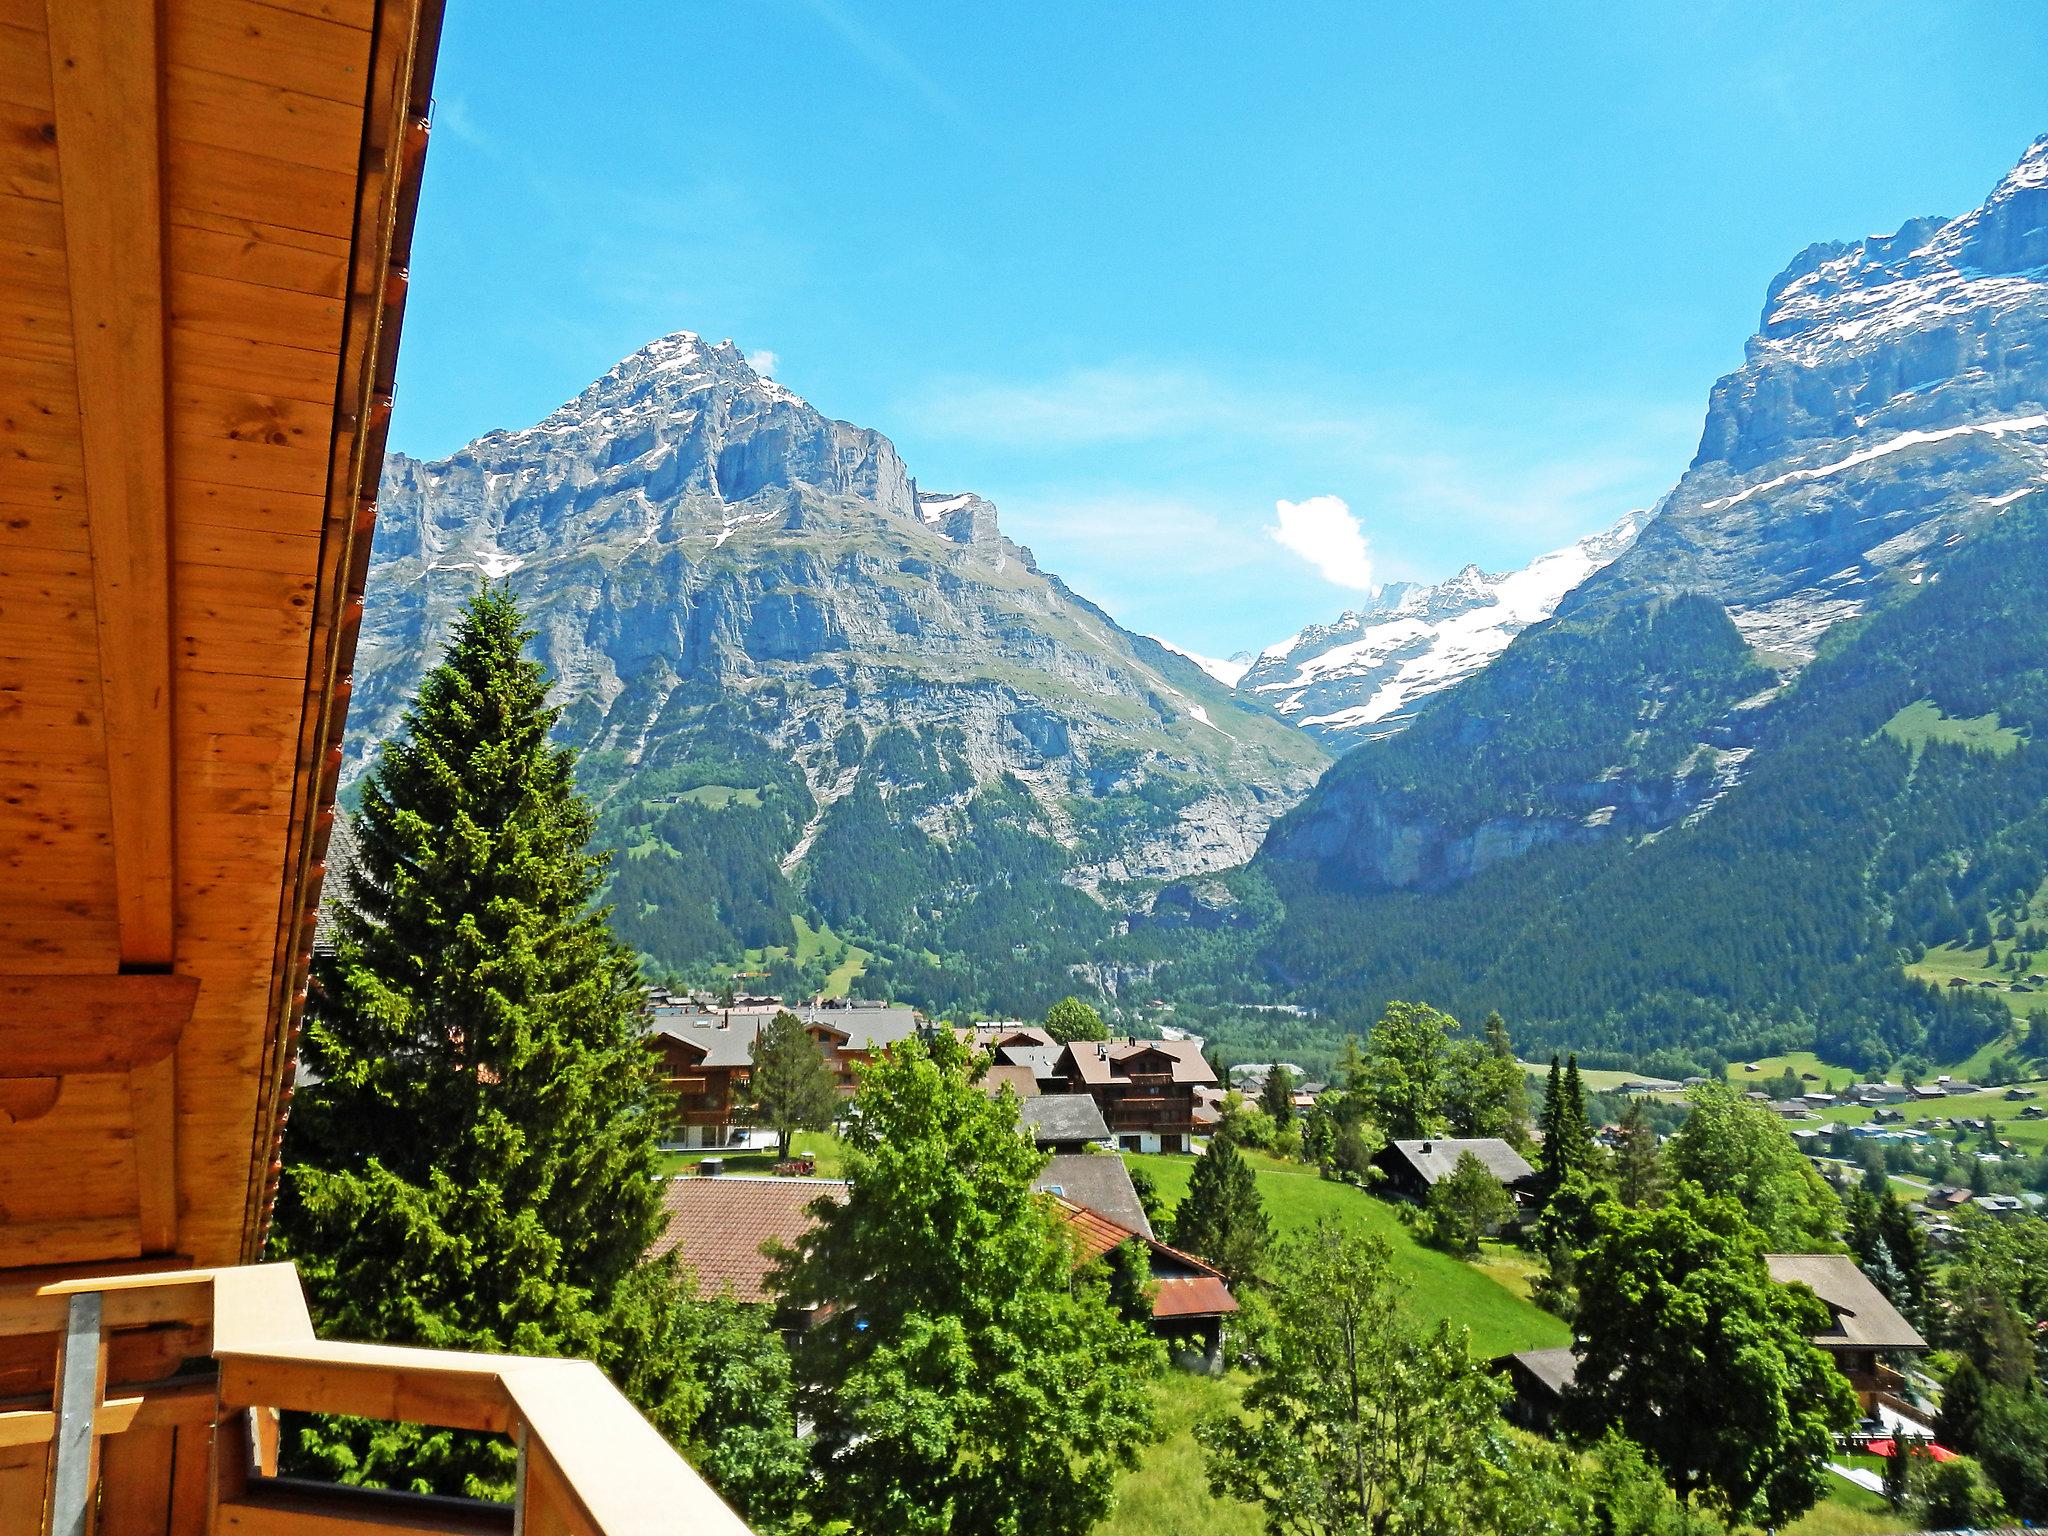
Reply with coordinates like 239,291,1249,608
1563,134,2048,655
1262,135,2048,892
1234,511,1646,746
352,334,1327,930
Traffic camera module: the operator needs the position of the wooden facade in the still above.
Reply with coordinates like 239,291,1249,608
0,3,757,1528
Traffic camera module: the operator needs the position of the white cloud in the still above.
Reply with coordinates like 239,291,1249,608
1267,495,1374,589
748,348,781,378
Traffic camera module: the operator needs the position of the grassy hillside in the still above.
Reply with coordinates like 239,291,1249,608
1125,1150,1567,1360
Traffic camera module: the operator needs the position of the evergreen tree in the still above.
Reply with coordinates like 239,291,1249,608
1938,1359,1989,1454
1534,1054,1597,1209
1172,1131,1273,1285
771,1031,1159,1535
1614,1100,1663,1207
750,1008,838,1158
1259,1063,1296,1128
274,589,698,1496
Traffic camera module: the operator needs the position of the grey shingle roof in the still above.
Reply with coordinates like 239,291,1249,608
1018,1095,1110,1146
1507,1347,1579,1397
1764,1253,1927,1351
1385,1138,1535,1187
1032,1153,1153,1239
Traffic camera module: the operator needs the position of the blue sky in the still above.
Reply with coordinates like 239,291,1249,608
390,2,2047,657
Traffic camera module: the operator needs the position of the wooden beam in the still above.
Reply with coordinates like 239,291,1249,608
127,1055,178,1253
46,0,176,968
0,974,197,1073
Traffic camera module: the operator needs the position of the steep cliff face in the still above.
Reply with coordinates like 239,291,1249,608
352,334,1325,983
1261,136,2048,892
1564,135,2048,656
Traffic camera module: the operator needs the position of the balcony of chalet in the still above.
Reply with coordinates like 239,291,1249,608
0,0,755,1529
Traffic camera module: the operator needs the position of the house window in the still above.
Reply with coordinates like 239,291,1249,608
1120,1135,1141,1152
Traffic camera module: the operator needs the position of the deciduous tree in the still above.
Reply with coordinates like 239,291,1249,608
771,1031,1159,1536
1044,995,1107,1043
1565,1185,1856,1525
1422,1151,1514,1257
1662,1081,1839,1250
1361,1000,1454,1140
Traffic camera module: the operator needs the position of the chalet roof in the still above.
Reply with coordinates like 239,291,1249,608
650,1168,1230,1318
1383,1138,1536,1187
0,0,441,1274
999,1044,1066,1080
957,1024,1057,1051
1019,1096,1112,1147
983,1064,1043,1099
1034,1153,1148,1236
646,1002,922,1067
1504,1347,1580,1399
1764,1254,1928,1352
1060,1039,1216,1087
653,1177,847,1303
1041,1197,1235,1319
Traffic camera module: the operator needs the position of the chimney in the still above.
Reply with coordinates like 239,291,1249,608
1420,1141,1432,1154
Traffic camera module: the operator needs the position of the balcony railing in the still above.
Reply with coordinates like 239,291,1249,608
0,1262,752,1534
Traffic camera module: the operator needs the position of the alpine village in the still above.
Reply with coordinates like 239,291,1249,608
1,6,2046,1536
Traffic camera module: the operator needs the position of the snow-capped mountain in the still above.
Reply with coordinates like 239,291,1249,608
1560,133,2048,652
1225,511,1647,746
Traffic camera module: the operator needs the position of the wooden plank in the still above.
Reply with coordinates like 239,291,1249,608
96,1422,172,1536
172,475,327,538
0,186,61,243
0,975,197,1071
168,217,347,301
214,1483,515,1534
215,1342,515,1433
0,503,88,552
0,1271,211,1340
165,64,360,176
164,0,371,108
0,22,52,112
169,269,344,353
46,0,177,969
0,1440,41,1532
166,1422,209,1536
171,327,337,408
129,1055,179,1254
166,134,357,240
0,98,61,202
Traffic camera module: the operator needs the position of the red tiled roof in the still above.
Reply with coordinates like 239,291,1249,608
651,1176,1237,1319
654,1176,847,1302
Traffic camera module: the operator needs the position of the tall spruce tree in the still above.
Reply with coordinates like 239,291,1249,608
750,1008,838,1158
1534,1055,1597,1209
1173,1130,1273,1285
274,589,697,1495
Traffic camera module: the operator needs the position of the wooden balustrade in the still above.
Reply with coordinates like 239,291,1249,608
0,1263,751,1535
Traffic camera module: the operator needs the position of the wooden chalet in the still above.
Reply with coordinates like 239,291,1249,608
0,4,748,1531
1055,1039,1215,1154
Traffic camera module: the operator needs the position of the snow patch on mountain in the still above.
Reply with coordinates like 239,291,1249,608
1151,636,1253,688
1234,509,1648,746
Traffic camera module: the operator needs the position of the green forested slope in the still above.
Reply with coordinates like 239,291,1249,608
1161,501,2048,1071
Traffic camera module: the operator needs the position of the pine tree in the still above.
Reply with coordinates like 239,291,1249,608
274,589,695,1496
1260,1063,1296,1128
1613,1100,1662,1207
1535,1056,1596,1209
1172,1131,1272,1285
750,1008,838,1158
